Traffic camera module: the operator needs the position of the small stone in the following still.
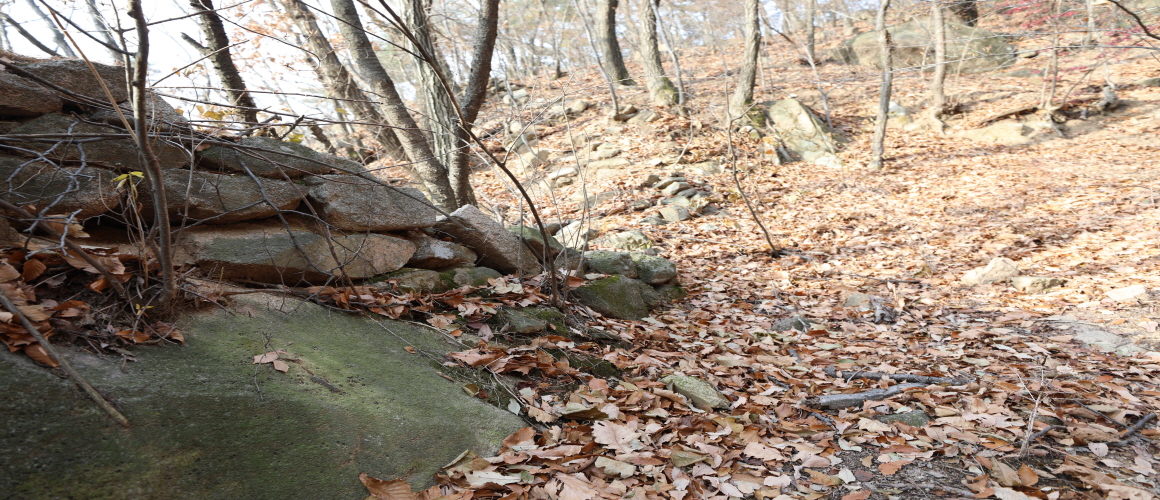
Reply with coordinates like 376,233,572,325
578,190,619,210
876,410,931,427
1106,284,1148,302
639,216,668,226
591,148,621,160
687,161,722,176
384,268,442,293
661,182,692,196
572,275,657,320
659,375,730,409
1137,77,1160,87
843,292,875,312
566,100,590,113
544,222,564,235
598,231,653,251
1011,276,1065,294
660,196,691,207
629,253,677,284
405,235,477,269
771,315,822,332
960,257,1019,286
441,266,502,288
676,188,699,198
631,199,653,211
655,284,687,302
509,225,564,258
557,221,599,250
491,307,550,334
658,205,691,222
643,174,662,187
584,250,637,278
653,177,686,190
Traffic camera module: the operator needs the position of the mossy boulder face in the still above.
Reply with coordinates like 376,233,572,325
0,294,524,499
509,224,564,257
384,268,443,293
571,275,659,320
629,253,677,285
10,114,190,170
439,266,502,289
842,18,1015,74
584,250,637,278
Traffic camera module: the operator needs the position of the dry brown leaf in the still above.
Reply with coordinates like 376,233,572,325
0,263,20,282
359,473,414,500
1016,464,1038,487
23,343,58,367
878,460,910,476
21,259,46,281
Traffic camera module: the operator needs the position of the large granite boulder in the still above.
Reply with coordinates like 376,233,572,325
765,99,846,164
16,59,129,102
0,154,121,221
176,221,416,283
433,205,542,275
840,18,1015,74
196,136,365,179
88,93,187,131
9,113,190,170
306,175,439,231
140,170,304,224
405,234,477,269
0,293,524,498
0,73,61,116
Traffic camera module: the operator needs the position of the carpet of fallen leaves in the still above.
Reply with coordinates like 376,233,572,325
360,19,1160,500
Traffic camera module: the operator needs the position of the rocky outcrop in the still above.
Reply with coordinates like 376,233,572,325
405,234,478,269
10,114,190,170
572,275,660,320
434,205,542,275
306,175,439,231
196,136,364,179
0,73,61,116
17,59,129,102
840,18,1015,74
140,170,304,224
764,99,845,165
0,154,121,221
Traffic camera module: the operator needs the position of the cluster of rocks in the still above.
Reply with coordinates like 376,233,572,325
832,17,1016,74
0,58,684,320
638,172,715,225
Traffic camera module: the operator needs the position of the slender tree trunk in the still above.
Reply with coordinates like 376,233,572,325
638,0,677,106
930,0,947,114
0,19,10,52
1083,0,1097,46
24,0,76,57
655,8,686,107
277,0,409,164
805,0,817,63
730,0,761,119
324,0,457,211
447,0,501,208
572,0,621,115
596,0,635,85
186,0,260,125
85,0,124,61
0,11,60,57
405,0,461,200
870,0,893,170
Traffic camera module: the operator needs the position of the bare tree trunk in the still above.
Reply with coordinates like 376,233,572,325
277,0,408,162
870,0,893,170
948,0,978,26
0,19,10,52
0,11,60,57
24,0,76,57
185,0,259,125
930,0,947,121
655,8,686,107
447,0,501,208
730,0,761,119
572,0,621,114
84,0,125,61
596,0,635,85
638,0,677,106
1083,0,1097,46
324,0,457,211
805,0,817,63
405,0,459,200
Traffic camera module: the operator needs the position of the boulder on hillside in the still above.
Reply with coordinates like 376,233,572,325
9,114,190,170
584,250,637,278
89,93,187,130
839,18,1015,74
0,293,524,497
764,99,845,164
176,221,415,284
509,224,564,259
140,170,304,224
572,275,659,320
433,205,542,275
405,234,478,269
0,73,61,116
306,175,439,231
439,266,503,288
630,252,677,285
0,154,121,221
196,136,364,179
16,59,129,102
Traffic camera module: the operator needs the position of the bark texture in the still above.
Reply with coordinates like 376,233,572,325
595,0,635,85
188,0,259,125
730,0,761,118
638,0,677,106
870,0,893,169
447,0,501,208
324,0,457,211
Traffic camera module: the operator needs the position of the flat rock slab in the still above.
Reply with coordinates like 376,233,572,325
15,59,129,102
0,154,121,221
0,294,524,498
0,72,61,116
961,257,1019,286
196,136,364,179
306,175,439,231
433,205,542,275
572,275,658,320
10,113,190,170
177,221,415,284
406,234,477,269
141,170,303,224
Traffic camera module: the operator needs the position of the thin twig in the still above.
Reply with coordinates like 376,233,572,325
0,291,130,426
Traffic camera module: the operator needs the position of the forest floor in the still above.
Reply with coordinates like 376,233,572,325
389,24,1160,500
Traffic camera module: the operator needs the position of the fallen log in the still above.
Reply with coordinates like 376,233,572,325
824,366,970,386
806,382,926,410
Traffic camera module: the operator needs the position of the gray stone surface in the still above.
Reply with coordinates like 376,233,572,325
197,136,364,179
660,375,731,409
440,266,502,288
18,59,129,102
0,154,121,221
509,224,564,258
405,234,477,269
961,257,1019,286
10,113,190,170
656,283,688,302
598,230,653,251
491,307,550,334
177,221,415,283
572,275,658,320
383,268,442,293
840,18,1015,74
0,293,524,497
765,99,845,164
306,175,439,231
433,205,542,275
584,250,638,278
1138,77,1160,87
141,169,303,224
659,205,691,222
1012,276,1066,294
557,221,598,250
877,410,932,427
0,72,61,116
88,93,186,130
630,253,677,285
661,182,692,196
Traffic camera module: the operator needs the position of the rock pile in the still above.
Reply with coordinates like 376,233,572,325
0,58,684,319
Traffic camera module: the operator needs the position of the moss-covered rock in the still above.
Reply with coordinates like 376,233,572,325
629,253,677,285
572,275,657,320
583,251,637,278
655,283,687,302
0,294,524,499
491,307,552,334
509,224,564,258
438,266,502,289
877,410,932,427
384,268,443,293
